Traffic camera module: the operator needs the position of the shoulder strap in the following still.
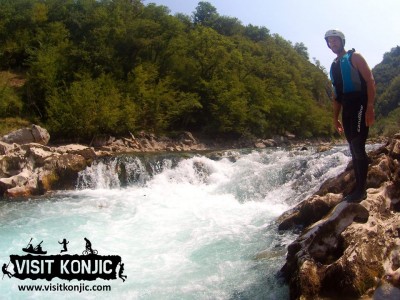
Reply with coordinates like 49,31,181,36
347,48,356,67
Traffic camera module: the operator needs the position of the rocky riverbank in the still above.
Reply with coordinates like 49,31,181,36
0,126,209,197
0,124,336,198
1,125,399,297
278,133,400,299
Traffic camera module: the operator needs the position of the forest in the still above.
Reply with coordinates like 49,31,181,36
371,46,400,137
0,0,397,142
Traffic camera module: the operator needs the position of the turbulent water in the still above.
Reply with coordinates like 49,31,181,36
0,144,369,300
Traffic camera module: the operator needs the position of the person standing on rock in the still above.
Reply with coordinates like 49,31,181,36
325,29,376,202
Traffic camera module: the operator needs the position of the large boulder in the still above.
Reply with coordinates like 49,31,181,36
0,143,92,198
1,169,39,198
39,154,88,191
1,124,50,145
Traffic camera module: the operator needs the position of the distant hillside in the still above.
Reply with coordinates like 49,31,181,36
372,46,400,136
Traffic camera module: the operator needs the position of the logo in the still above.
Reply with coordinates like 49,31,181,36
357,105,363,133
2,238,127,282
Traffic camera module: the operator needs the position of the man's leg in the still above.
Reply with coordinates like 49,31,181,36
342,102,369,202
343,108,369,202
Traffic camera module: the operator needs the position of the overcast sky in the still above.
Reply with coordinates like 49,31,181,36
144,0,400,72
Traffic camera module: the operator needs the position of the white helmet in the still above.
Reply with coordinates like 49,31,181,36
324,29,345,47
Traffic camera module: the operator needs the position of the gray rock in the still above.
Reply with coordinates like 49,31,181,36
0,141,13,155
278,134,400,299
1,124,50,145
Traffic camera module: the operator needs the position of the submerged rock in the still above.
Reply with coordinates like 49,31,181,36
278,133,400,299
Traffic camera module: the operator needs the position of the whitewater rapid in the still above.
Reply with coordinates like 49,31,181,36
0,145,359,299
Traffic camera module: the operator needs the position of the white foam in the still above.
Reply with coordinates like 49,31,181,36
0,145,358,299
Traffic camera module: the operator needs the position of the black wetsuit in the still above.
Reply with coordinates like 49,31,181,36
330,49,369,200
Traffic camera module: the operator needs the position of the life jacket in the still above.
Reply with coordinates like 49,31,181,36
329,49,367,103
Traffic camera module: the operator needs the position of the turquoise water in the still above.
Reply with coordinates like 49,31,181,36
0,146,353,299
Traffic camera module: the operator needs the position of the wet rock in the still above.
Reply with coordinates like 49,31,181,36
0,168,39,197
0,141,92,197
5,184,37,198
40,154,87,190
278,193,342,230
254,141,266,148
263,139,278,147
278,133,400,299
316,144,332,152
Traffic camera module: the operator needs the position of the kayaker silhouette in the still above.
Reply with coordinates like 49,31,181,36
118,262,127,282
58,238,69,253
2,262,13,279
22,238,47,255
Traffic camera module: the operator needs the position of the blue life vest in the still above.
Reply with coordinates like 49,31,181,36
330,49,367,102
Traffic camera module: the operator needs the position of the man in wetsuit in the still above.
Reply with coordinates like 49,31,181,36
325,29,376,202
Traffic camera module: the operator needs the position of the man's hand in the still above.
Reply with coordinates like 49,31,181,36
365,106,375,127
334,119,344,134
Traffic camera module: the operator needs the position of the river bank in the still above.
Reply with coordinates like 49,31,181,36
278,132,400,299
0,123,400,299
0,124,347,198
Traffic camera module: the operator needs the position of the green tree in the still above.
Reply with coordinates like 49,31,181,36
0,75,23,117
46,73,136,139
25,22,71,117
0,0,336,140
193,1,218,26
126,63,201,132
294,42,309,60
373,46,400,118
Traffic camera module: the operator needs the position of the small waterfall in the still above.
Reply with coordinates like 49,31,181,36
76,146,351,206
76,153,186,189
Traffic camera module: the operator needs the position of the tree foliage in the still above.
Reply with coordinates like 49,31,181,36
373,46,400,117
372,46,400,136
0,0,335,141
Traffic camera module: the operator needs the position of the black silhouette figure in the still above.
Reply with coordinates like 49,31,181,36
22,238,47,255
58,238,69,253
2,262,13,279
118,262,127,282
82,238,98,255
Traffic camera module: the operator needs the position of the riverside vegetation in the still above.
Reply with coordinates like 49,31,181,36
1,1,398,141
1,0,334,141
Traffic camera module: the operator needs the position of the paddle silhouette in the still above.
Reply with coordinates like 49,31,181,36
58,238,69,253
22,238,47,255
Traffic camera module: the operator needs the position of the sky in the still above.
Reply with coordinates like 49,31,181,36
143,0,400,72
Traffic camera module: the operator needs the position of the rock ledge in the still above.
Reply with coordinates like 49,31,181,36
278,133,400,299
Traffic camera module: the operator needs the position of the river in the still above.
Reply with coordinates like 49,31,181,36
0,144,363,299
